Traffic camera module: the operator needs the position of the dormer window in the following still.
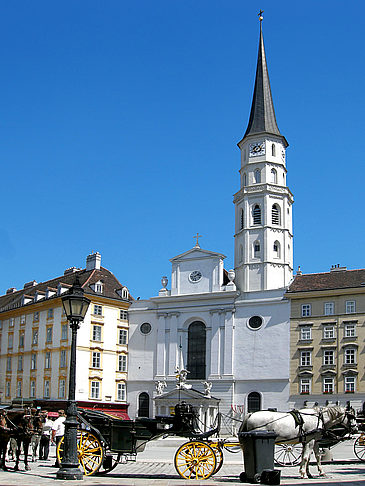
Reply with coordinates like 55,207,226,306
93,281,104,294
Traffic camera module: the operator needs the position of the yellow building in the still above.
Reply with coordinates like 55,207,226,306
0,252,131,416
286,265,365,410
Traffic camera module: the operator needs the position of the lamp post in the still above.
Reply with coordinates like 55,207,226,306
57,276,90,480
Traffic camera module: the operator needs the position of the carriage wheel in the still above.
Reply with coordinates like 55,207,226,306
211,445,224,475
354,435,365,462
57,431,104,476
96,453,121,475
274,443,302,467
174,441,217,480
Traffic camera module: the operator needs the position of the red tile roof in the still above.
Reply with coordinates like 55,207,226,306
287,268,365,293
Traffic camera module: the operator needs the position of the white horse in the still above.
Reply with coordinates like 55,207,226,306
239,406,356,479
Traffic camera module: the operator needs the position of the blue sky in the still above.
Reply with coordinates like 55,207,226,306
0,1,364,299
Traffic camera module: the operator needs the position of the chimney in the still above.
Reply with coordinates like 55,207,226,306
86,252,101,271
330,264,347,272
24,280,37,289
297,266,302,276
6,288,16,294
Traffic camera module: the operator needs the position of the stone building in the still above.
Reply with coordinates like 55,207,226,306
0,252,131,416
286,266,365,410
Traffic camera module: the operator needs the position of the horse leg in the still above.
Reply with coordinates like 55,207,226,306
14,440,21,471
299,440,314,479
23,439,31,471
313,442,325,477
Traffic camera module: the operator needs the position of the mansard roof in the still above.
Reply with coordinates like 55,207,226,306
287,268,365,293
0,267,132,313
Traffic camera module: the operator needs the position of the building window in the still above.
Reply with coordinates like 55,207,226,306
140,322,152,334
30,381,36,398
32,329,38,345
92,352,101,368
19,333,25,348
254,169,261,183
46,327,53,343
300,327,312,341
94,305,102,316
271,143,276,157
5,382,10,398
45,351,51,369
118,354,127,372
187,321,206,380
60,350,67,368
247,392,261,412
323,349,334,365
117,383,126,401
44,380,50,398
300,350,311,366
92,325,102,341
344,348,356,365
31,353,37,370
345,301,356,314
20,315,26,325
34,312,39,322
61,324,68,340
16,381,22,398
271,168,277,183
95,282,103,293
301,304,311,317
6,357,12,372
240,208,244,230
273,241,280,258
119,329,128,345
120,310,128,320
300,378,311,394
18,355,23,371
252,205,261,225
91,381,100,399
323,326,335,339
10,318,15,327
344,376,355,393
59,379,66,399
243,173,247,186
323,377,334,394
253,241,260,258
324,302,334,315
8,334,13,349
47,308,54,319
271,204,280,225
344,323,356,338
138,392,150,417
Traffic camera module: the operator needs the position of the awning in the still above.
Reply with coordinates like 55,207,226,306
81,406,130,420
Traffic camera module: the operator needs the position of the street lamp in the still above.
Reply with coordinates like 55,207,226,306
57,276,90,480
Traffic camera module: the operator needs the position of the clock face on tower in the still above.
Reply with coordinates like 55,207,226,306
189,270,202,283
249,141,265,157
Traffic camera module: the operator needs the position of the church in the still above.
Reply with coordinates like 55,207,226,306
127,18,294,429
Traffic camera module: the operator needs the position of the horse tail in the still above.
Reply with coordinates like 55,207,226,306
240,413,252,432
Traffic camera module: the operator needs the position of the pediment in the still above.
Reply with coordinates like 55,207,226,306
154,387,219,403
170,247,226,263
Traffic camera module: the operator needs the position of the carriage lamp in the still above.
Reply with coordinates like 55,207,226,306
57,276,90,480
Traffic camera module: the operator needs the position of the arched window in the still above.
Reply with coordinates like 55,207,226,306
239,245,243,263
240,208,244,230
247,392,261,412
253,205,261,225
273,241,280,258
243,149,246,162
254,169,261,183
187,321,206,379
272,204,280,225
253,240,260,258
272,144,276,156
243,173,247,186
271,168,277,184
138,392,150,417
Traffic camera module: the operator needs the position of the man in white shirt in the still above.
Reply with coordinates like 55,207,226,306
51,410,66,467
39,412,53,460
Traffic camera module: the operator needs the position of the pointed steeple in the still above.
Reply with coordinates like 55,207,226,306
243,18,283,140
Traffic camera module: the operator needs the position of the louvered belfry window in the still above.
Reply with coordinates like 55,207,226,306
272,204,280,225
253,205,261,225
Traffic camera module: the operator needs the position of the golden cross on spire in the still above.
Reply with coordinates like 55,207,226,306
258,9,264,22
194,232,202,248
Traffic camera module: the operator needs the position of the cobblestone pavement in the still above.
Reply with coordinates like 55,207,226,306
0,438,364,486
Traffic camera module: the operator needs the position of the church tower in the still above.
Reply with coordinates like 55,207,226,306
234,17,294,292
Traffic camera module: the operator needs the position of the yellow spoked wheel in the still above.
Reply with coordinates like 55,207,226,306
57,430,104,476
354,434,365,462
211,444,224,474
174,441,217,480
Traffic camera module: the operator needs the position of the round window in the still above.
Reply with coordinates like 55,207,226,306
140,322,152,335
248,316,263,330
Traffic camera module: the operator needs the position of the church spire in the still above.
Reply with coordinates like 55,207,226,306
243,15,282,140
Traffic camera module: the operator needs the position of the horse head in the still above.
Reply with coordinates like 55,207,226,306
322,405,357,434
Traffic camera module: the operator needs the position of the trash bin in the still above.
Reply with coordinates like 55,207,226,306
238,430,280,484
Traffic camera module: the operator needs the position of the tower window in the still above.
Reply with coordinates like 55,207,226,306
254,169,261,183
252,205,261,225
243,173,247,186
240,208,244,230
272,204,280,225
253,241,260,258
271,168,277,184
273,241,280,258
272,144,276,156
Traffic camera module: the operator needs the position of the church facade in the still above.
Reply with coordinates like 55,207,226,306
127,20,294,425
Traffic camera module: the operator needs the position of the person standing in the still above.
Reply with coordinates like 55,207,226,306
39,412,53,460
51,411,65,467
